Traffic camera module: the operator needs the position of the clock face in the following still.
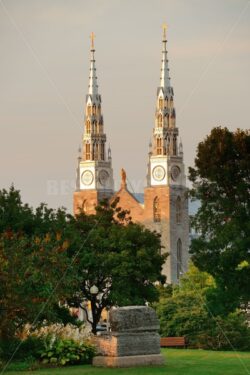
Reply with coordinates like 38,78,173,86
81,170,94,186
98,170,109,186
152,165,166,181
171,165,180,181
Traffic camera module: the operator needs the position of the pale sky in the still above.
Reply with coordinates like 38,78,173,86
0,0,249,212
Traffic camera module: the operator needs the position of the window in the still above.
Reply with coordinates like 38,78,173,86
176,196,181,224
159,98,163,109
93,104,96,115
158,114,163,127
157,138,162,155
82,200,88,213
153,196,161,222
93,143,98,160
93,120,97,133
85,144,90,160
87,105,91,116
177,239,182,279
173,136,177,155
101,143,105,160
86,120,90,134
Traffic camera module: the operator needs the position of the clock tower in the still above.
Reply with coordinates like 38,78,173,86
144,25,189,283
74,33,114,214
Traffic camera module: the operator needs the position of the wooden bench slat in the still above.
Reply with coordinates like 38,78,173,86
160,337,186,347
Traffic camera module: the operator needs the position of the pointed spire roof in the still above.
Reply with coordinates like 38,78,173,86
88,32,98,96
160,24,171,89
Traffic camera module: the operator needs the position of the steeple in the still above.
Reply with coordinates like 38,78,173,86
160,24,171,89
82,33,107,162
74,33,114,198
150,24,178,159
147,25,186,188
88,32,98,96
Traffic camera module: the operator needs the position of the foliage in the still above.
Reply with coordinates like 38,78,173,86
40,339,95,366
0,187,74,339
30,323,91,343
155,264,250,350
189,127,250,311
67,198,166,333
0,336,45,361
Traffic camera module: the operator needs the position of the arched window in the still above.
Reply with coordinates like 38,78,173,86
177,239,182,279
98,123,103,134
159,98,163,109
176,196,181,224
85,144,90,160
173,136,177,155
97,104,101,115
82,200,88,213
93,120,97,133
158,114,163,127
156,138,162,155
86,120,90,134
87,105,91,116
153,196,161,222
101,143,105,160
93,143,98,160
93,104,96,115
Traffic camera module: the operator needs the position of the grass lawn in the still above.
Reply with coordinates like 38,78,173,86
3,349,250,375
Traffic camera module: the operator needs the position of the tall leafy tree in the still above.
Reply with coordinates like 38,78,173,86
155,264,250,350
0,187,74,339
67,199,167,334
189,127,250,311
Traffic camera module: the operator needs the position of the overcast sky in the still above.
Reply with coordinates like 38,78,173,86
0,0,249,212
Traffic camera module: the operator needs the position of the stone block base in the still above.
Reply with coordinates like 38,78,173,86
93,354,165,368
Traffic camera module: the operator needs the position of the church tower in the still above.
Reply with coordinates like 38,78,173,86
73,33,114,215
144,26,189,283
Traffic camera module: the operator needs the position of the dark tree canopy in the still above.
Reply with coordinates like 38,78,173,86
0,187,77,339
67,199,167,334
189,127,250,310
0,188,166,336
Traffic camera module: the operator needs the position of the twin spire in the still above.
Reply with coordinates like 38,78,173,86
87,25,171,96
160,24,171,89
88,32,98,96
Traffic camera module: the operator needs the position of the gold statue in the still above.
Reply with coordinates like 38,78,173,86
121,168,127,187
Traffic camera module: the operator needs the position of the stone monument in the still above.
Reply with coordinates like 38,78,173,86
93,306,165,367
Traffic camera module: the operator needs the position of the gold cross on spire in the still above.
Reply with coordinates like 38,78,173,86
90,32,95,49
162,23,167,39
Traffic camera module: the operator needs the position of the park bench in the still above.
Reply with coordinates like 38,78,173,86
160,337,187,348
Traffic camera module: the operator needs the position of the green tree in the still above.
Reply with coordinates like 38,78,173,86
189,127,250,311
155,264,250,350
67,199,167,334
0,187,74,339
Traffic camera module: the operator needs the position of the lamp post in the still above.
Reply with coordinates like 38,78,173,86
90,285,99,335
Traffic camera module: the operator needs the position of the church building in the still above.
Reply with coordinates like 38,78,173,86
73,27,189,284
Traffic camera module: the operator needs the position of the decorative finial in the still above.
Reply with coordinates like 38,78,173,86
121,168,127,188
90,32,95,49
162,23,167,39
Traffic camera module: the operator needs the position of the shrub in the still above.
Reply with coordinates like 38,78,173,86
40,338,96,366
0,336,45,361
31,323,91,343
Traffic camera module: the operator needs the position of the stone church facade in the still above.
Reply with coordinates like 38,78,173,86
73,28,189,284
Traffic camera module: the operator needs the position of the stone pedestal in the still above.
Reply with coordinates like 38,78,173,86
93,306,165,368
